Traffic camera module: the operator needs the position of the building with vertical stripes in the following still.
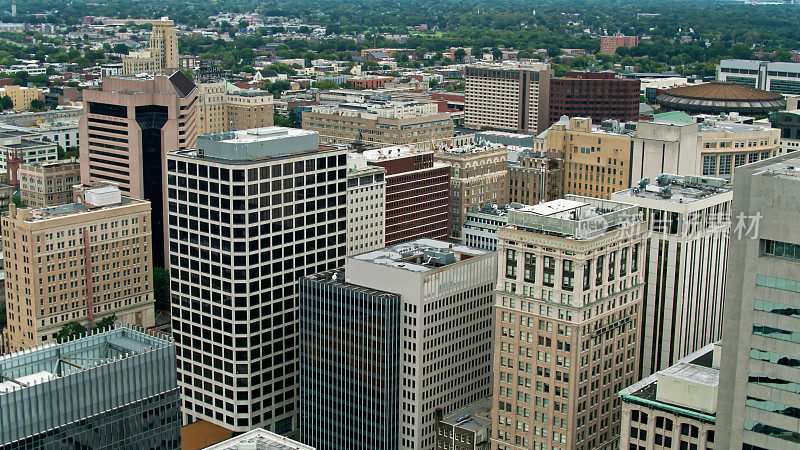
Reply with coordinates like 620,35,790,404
301,239,496,450
716,152,800,449
612,174,732,376
0,326,180,449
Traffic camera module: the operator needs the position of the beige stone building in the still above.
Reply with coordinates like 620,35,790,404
619,342,719,450
492,196,646,450
434,141,508,240
508,150,565,205
197,81,274,134
18,159,81,207
302,100,454,151
547,117,632,199
698,121,781,179
346,154,386,256
464,62,553,134
0,85,43,111
79,70,197,267
122,19,179,75
2,184,155,352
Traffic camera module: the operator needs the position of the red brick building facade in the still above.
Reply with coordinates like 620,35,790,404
367,151,450,245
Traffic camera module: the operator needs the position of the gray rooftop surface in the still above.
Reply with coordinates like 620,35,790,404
352,238,489,273
754,154,800,181
203,428,315,450
614,174,731,204
441,397,492,432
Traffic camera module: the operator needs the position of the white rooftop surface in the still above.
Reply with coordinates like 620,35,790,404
0,371,55,394
659,362,719,387
522,199,586,216
203,428,314,450
361,146,415,160
352,238,489,273
215,127,316,144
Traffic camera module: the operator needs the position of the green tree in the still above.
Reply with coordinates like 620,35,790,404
313,79,340,90
65,146,79,159
453,48,466,62
56,321,87,343
11,195,24,208
153,267,170,309
0,95,13,110
29,99,44,111
94,314,117,332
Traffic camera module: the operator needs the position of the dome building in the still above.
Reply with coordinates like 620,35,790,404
656,82,785,115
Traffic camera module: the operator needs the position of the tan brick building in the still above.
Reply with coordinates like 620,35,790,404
302,100,454,151
0,85,44,111
508,150,565,205
434,142,508,240
2,184,155,352
18,159,81,207
547,117,632,199
492,196,646,450
197,81,274,134
464,62,553,134
122,19,179,75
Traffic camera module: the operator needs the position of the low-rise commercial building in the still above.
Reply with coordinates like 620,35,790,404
0,129,59,185
717,59,800,95
435,398,492,450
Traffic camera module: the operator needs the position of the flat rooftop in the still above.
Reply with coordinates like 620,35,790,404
0,327,172,395
619,343,718,422
614,174,731,204
203,428,315,450
508,195,639,240
186,127,328,162
8,196,142,222
754,154,800,181
441,397,492,432
303,268,399,299
352,238,489,273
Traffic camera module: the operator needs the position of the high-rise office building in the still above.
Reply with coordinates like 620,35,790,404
464,62,554,134
0,326,180,448
79,70,198,267
492,196,646,450
17,159,81,207
434,141,508,240
166,127,347,435
2,184,155,352
346,154,386,256
612,174,732,376
548,72,640,126
548,116,632,199
300,239,496,450
716,152,800,449
360,147,450,245
122,19,179,75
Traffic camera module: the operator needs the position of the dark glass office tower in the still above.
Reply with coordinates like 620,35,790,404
300,269,401,449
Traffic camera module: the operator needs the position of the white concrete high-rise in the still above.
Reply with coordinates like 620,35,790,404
612,174,732,376
166,127,347,434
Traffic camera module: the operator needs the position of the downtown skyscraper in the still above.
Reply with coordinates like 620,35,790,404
166,127,347,434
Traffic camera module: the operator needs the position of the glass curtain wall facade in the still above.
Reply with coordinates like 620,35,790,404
300,269,401,449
